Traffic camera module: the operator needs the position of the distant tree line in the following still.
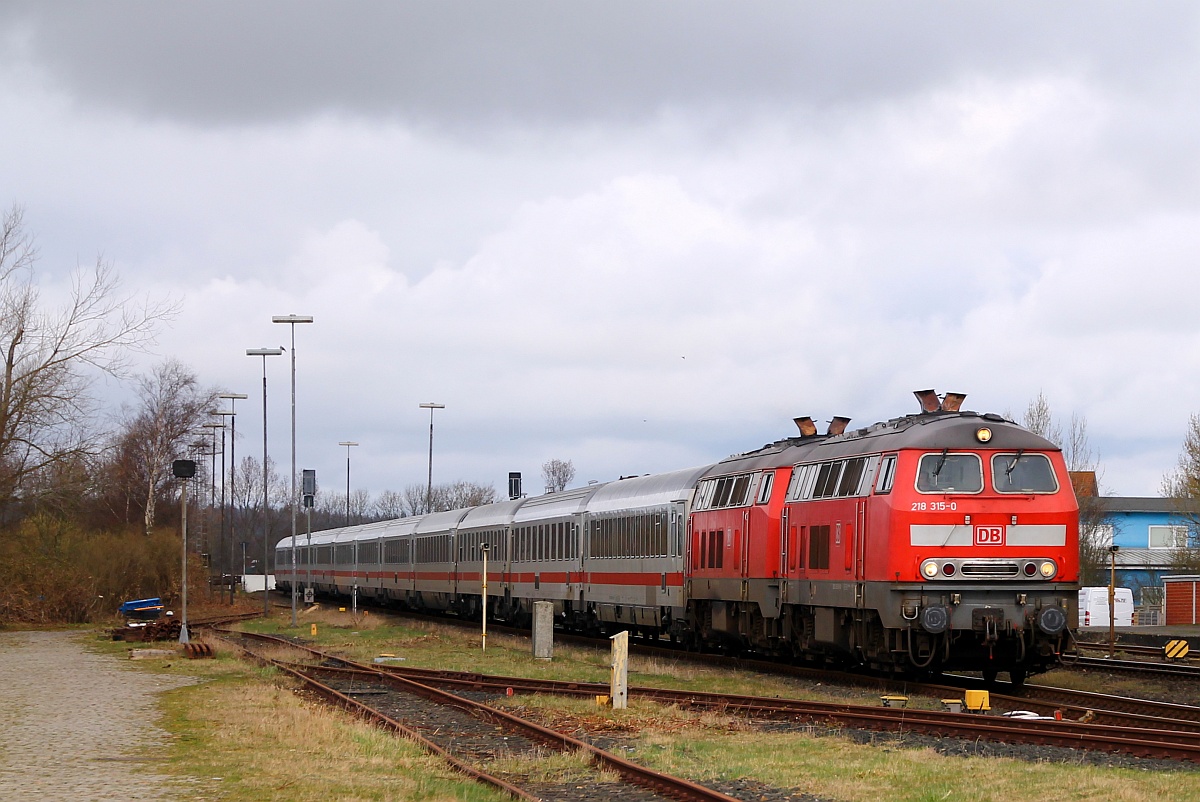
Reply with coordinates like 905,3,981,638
0,206,509,624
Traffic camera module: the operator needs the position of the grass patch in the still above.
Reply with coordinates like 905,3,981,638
1033,666,1200,706
154,651,509,801
139,611,1200,802
488,747,619,785
627,728,1200,802
237,607,915,711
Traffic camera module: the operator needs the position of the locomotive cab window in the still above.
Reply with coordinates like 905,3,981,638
916,452,982,493
991,453,1059,493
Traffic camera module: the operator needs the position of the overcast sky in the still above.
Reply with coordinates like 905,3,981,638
3,2,1199,500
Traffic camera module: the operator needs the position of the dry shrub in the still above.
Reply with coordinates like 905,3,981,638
0,514,200,625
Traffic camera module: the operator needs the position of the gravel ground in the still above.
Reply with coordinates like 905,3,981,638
0,630,195,801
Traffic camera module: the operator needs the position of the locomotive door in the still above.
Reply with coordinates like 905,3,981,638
779,508,790,576
853,500,868,605
740,510,751,578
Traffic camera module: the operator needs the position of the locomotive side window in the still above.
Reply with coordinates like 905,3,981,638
991,453,1059,493
695,473,755,509
812,462,843,498
787,460,876,501
756,471,774,504
916,452,982,493
835,457,869,496
875,454,897,494
786,464,818,500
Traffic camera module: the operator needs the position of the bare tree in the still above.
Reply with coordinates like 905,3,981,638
1162,413,1200,569
1022,392,1108,585
372,489,406,520
400,480,497,515
542,458,576,493
441,480,497,509
231,454,288,563
349,487,372,522
0,206,173,513
1021,391,1063,446
114,359,217,534
401,483,429,516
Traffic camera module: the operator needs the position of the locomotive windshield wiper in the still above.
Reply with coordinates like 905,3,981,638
933,448,949,477
1005,449,1025,476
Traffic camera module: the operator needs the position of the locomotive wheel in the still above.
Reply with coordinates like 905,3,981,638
982,667,998,684
1009,668,1027,687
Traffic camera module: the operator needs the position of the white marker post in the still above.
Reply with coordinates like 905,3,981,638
610,630,629,709
481,543,489,652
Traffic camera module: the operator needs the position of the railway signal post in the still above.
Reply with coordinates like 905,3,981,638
173,459,196,644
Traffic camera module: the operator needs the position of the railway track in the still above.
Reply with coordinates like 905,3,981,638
221,628,1200,765
287,604,1200,732
218,630,749,802
1070,654,1200,678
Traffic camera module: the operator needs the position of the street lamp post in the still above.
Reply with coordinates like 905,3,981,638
217,393,247,605
419,403,445,513
273,314,314,629
202,421,223,574
338,441,359,525
247,347,284,617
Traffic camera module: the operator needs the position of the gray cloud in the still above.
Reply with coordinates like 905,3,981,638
3,2,1196,126
4,3,1200,497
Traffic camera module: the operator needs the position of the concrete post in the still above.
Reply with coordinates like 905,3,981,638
610,630,629,709
532,601,554,659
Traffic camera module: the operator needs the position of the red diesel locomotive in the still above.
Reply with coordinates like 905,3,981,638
278,390,1077,683
687,389,1076,683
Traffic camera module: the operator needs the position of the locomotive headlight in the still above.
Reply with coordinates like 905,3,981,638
1039,560,1057,578
921,560,939,578
975,427,993,443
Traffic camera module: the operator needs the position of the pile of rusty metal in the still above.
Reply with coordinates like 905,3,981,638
110,618,182,642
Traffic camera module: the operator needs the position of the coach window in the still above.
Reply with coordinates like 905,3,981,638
916,452,982,493
756,472,774,504
991,453,1059,494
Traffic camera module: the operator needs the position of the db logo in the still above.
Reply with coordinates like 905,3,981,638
974,525,1004,546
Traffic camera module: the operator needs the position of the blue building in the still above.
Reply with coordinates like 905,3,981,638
1094,496,1199,614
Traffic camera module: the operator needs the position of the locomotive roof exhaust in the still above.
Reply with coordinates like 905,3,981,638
793,416,852,436
793,416,818,437
827,416,851,436
914,389,967,414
